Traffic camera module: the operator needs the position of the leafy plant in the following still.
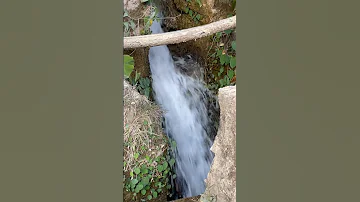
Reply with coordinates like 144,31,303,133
123,5,160,37
207,29,236,90
123,137,177,201
124,55,135,79
137,77,151,99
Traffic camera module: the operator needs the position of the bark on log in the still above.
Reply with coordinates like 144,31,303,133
123,16,236,49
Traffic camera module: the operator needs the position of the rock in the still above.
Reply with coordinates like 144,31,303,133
124,0,141,11
201,85,236,202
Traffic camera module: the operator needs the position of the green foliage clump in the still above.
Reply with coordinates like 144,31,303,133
184,0,203,24
123,2,161,37
123,54,152,100
124,135,177,201
207,26,236,90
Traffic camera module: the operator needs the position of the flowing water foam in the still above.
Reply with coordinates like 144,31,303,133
149,20,219,197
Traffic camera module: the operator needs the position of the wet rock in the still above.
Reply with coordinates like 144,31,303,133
201,85,236,202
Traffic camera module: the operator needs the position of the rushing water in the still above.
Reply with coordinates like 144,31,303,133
149,19,219,198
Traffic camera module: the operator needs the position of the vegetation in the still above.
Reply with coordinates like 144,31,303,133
206,26,236,91
123,1,160,37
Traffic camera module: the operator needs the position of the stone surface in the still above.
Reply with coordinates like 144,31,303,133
201,85,236,202
124,0,141,11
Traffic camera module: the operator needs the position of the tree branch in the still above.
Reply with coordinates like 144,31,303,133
123,16,236,49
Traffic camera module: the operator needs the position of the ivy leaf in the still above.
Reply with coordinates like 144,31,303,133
134,167,141,175
169,158,175,167
144,88,150,98
135,184,144,193
227,70,235,79
219,66,224,74
141,177,150,186
130,21,136,30
189,10,193,17
124,55,134,79
131,179,138,186
163,162,168,169
231,41,236,51
230,56,236,68
123,22,129,30
147,195,152,200
157,165,164,172
141,189,146,195
216,49,223,57
153,191,158,198
196,14,201,21
220,54,228,65
224,29,232,35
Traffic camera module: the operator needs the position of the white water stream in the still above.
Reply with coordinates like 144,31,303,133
149,20,218,197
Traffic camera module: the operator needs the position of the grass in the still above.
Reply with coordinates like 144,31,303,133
124,81,175,201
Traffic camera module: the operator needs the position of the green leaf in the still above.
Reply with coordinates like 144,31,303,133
135,184,144,193
196,14,201,20
163,162,168,170
141,189,146,195
144,88,150,98
219,79,224,87
184,7,189,13
134,168,141,175
231,41,236,51
189,10,193,17
227,70,235,79
141,168,148,174
157,165,164,172
124,22,129,30
141,177,150,186
169,158,175,167
219,66,224,74
224,29,232,35
172,174,177,179
147,195,152,200
134,153,139,160
130,171,134,177
130,21,136,30
131,179,138,185
124,55,134,78
196,0,202,7
220,54,230,65
226,75,230,85
153,191,158,198
216,49,222,57
230,56,236,68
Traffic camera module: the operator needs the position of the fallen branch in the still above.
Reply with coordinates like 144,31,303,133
123,16,236,49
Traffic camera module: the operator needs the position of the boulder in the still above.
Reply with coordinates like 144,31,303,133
201,85,236,202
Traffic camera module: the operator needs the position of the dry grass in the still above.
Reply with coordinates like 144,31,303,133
123,81,168,174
